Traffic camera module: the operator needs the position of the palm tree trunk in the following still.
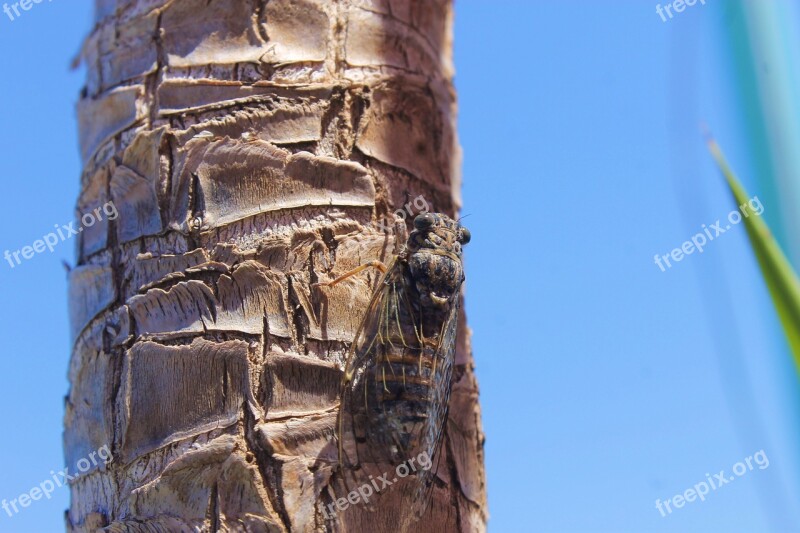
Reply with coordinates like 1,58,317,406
65,1,486,531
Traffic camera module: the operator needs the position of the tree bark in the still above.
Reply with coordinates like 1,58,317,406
65,1,486,531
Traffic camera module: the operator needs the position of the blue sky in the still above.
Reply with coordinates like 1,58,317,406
0,1,797,532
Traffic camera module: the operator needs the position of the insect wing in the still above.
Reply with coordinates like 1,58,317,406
405,296,460,522
337,260,412,475
336,258,462,525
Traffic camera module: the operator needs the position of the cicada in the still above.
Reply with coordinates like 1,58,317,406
315,212,470,524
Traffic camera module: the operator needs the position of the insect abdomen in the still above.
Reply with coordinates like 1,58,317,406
357,346,438,457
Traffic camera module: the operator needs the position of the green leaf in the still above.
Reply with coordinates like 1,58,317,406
707,136,800,372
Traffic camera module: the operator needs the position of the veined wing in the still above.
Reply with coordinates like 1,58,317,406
404,295,460,524
337,257,420,475
335,257,461,524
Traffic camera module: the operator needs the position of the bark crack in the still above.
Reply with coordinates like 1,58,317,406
243,401,291,533
146,9,167,129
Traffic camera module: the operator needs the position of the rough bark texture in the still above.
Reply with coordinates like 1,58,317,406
65,1,486,531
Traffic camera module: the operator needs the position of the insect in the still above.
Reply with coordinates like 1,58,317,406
314,212,470,524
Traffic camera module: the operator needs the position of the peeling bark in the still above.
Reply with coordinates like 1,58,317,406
65,1,486,531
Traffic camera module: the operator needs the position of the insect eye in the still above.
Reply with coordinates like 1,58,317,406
459,228,471,244
414,213,435,230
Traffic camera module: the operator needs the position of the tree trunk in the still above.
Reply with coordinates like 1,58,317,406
65,1,486,531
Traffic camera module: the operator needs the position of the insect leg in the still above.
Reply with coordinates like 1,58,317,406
382,294,397,377
398,284,423,347
312,260,388,288
393,284,409,348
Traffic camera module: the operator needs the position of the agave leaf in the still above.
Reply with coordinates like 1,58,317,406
707,136,800,371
